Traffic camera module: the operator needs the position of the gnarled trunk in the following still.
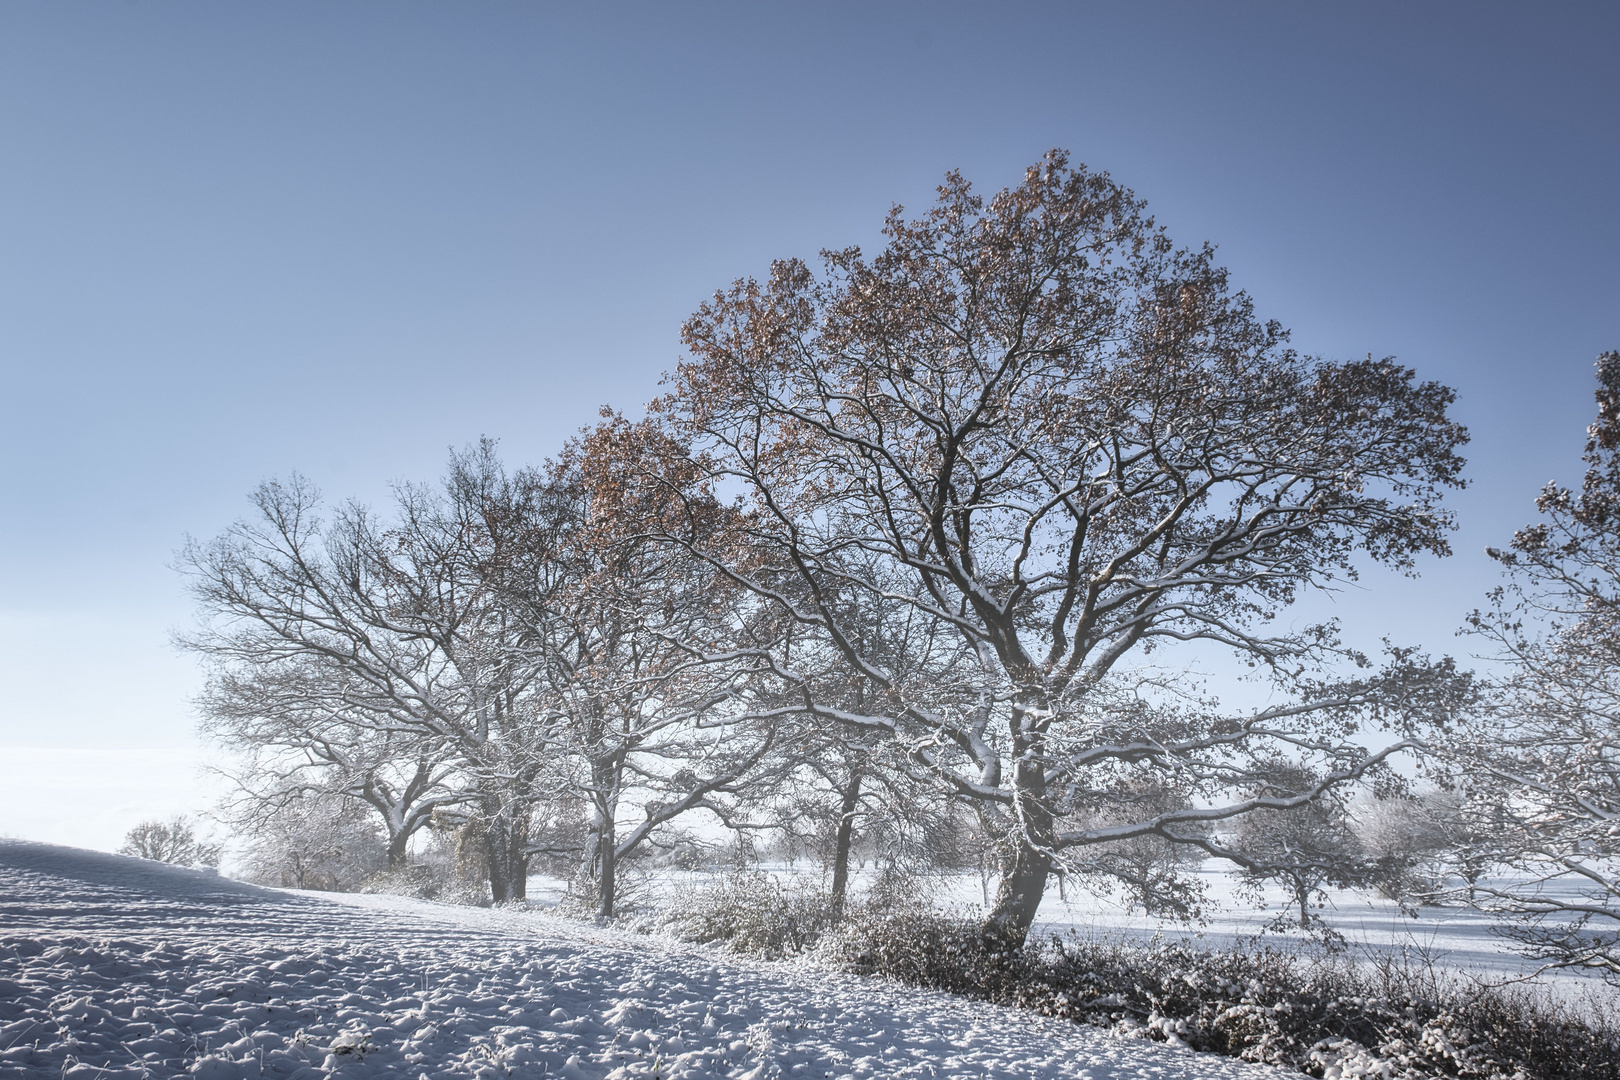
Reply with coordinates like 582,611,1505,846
985,831,1052,947
386,829,409,871
983,703,1055,947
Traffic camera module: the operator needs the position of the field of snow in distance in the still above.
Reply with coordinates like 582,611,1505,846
998,867,1602,987
0,840,1280,1079
526,862,1608,994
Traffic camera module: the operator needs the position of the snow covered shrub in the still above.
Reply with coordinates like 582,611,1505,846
398,813,494,906
358,864,443,900
824,913,1620,1080
818,906,1029,1000
657,873,838,958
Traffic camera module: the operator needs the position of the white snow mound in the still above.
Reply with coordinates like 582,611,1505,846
0,840,1276,1078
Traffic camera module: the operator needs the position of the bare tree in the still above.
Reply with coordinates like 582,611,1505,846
732,550,961,915
1230,761,1368,939
184,434,787,914
199,658,464,869
560,422,786,917
759,733,963,916
1438,350,1620,979
179,445,559,902
1059,775,1209,919
119,816,221,869
651,151,1471,944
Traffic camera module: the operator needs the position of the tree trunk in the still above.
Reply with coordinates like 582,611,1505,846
485,810,513,904
984,704,1055,947
829,770,862,918
986,833,1052,947
592,754,621,918
508,810,529,901
598,813,617,918
386,828,409,871
481,795,530,904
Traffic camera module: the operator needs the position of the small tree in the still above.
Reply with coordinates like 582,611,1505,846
1061,777,1209,919
119,815,222,868
1231,762,1367,939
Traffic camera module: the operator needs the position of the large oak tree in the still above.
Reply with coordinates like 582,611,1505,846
652,151,1471,943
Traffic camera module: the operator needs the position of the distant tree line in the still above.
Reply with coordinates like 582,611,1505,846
171,152,1620,973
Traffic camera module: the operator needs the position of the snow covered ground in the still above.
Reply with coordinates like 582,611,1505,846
0,839,1281,1079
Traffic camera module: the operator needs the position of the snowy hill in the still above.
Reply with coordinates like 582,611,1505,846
0,840,1279,1079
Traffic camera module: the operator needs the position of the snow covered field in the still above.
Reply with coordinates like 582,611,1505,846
1019,871,1597,987
0,840,1281,1079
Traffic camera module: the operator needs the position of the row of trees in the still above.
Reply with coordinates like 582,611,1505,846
179,152,1618,970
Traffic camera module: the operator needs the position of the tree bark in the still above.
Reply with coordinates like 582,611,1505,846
593,753,621,918
984,706,1054,947
386,829,409,871
598,815,617,918
485,809,513,904
480,796,529,904
985,832,1052,947
829,770,862,918
508,816,529,901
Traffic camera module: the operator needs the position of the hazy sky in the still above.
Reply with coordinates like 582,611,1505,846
2,3,1615,849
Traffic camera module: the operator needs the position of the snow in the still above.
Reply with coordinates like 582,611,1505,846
0,840,1279,1079
1013,867,1613,990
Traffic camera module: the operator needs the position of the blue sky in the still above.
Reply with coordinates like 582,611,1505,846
1,3,1615,846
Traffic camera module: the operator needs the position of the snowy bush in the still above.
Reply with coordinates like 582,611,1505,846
654,873,839,959
823,912,1620,1080
401,817,495,906
358,864,443,900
